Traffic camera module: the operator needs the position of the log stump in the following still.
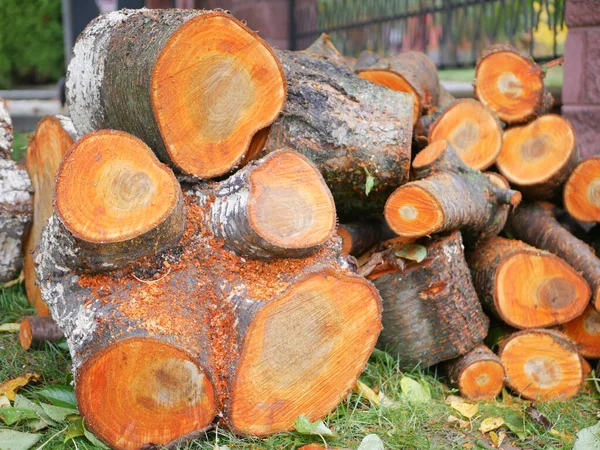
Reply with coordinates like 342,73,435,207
469,236,590,329
447,345,505,401
369,231,489,368
66,9,286,179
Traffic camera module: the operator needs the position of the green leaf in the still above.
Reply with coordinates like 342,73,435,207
400,377,431,405
0,323,20,333
357,434,384,450
37,385,77,409
573,422,600,450
63,416,85,443
83,430,109,449
0,408,39,426
503,410,526,440
39,403,78,422
56,339,69,351
13,395,56,431
294,414,335,438
363,167,375,196
0,430,42,450
394,245,427,263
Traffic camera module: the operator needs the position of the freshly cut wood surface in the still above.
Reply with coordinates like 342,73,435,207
54,130,185,271
23,116,75,315
508,202,600,311
563,158,600,222
385,140,520,244
372,231,488,368
561,305,600,359
474,44,552,124
470,236,590,329
19,316,64,350
66,9,286,178
448,345,505,401
497,115,579,199
499,329,583,401
428,99,503,170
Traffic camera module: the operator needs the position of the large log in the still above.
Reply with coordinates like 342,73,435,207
474,44,553,125
259,48,413,219
384,140,520,245
508,202,600,311
36,131,381,449
368,231,488,368
0,97,32,282
23,115,76,315
496,115,579,200
469,236,590,329
66,8,286,179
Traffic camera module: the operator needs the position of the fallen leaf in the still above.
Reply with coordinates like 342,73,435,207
550,429,571,440
489,431,499,446
0,430,41,450
479,417,505,434
294,415,335,438
400,377,431,405
447,415,470,428
14,395,57,431
357,434,384,450
0,408,39,426
445,395,478,419
354,380,380,406
0,323,20,333
394,245,427,263
37,385,77,409
364,167,375,196
502,410,526,440
0,396,9,408
0,374,40,401
573,422,600,450
39,403,78,422
497,430,506,447
63,416,85,443
84,429,109,449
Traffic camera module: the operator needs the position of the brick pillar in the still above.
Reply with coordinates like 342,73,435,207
562,0,600,159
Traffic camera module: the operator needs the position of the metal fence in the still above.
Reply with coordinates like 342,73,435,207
290,0,566,68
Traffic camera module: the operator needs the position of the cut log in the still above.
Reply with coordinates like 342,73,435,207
563,158,600,222
507,202,600,311
36,195,382,448
66,9,286,178
499,329,583,401
496,115,579,200
198,149,336,259
469,236,590,329
582,358,592,379
260,48,413,218
23,115,76,315
426,99,503,170
474,44,553,124
19,316,64,350
0,98,32,283
337,220,392,257
561,305,600,359
356,51,439,124
0,97,13,158
54,130,185,272
369,231,488,368
384,140,521,243
447,345,505,401
304,33,352,70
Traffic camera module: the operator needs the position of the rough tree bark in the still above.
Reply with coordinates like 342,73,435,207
508,202,600,311
384,140,520,245
0,97,33,282
447,345,505,400
469,236,590,329
474,44,553,124
367,231,489,368
259,48,413,219
23,115,76,315
66,8,286,179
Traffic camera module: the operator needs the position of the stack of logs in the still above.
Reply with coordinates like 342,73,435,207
0,8,599,450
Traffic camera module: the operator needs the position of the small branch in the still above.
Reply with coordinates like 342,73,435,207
544,56,564,70
132,267,171,284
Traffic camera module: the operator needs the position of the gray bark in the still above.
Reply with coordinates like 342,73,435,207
0,97,13,159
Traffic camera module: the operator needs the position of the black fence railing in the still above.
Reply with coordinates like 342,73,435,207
290,0,566,69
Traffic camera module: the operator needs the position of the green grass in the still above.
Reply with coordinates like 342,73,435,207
11,133,31,162
1,285,599,449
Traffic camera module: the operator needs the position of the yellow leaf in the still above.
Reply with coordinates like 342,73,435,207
354,380,380,406
0,395,10,408
0,323,20,333
447,415,470,428
479,417,505,434
445,395,478,419
550,428,571,440
0,374,40,401
489,431,499,446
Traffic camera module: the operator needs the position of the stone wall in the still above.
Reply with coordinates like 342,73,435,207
562,0,600,159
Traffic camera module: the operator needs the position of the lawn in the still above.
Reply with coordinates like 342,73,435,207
1,283,599,450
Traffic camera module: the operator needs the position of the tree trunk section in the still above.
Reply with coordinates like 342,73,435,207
371,231,488,368
469,236,590,329
447,345,505,401
261,49,413,219
563,157,600,222
66,8,286,179
561,304,600,359
507,202,600,311
499,329,584,401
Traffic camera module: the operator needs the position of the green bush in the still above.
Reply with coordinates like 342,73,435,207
0,0,64,88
